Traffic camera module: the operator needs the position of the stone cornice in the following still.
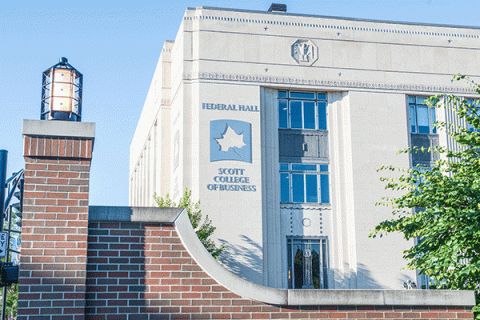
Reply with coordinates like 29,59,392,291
183,72,478,95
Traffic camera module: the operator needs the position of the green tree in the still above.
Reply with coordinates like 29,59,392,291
371,76,480,314
1,284,18,319
154,188,224,259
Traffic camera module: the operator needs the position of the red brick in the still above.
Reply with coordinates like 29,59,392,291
421,312,439,318
212,285,228,292
203,306,222,313
45,137,52,156
384,312,402,318
35,199,56,206
37,170,58,177
182,292,202,299
87,140,93,158
65,140,73,157
24,136,31,156
51,138,59,157
211,313,232,319
46,223,70,231
47,178,69,185
37,137,45,156
366,312,384,318
80,139,87,158
438,312,457,318
329,312,348,318
348,312,367,318
25,163,48,170
171,299,191,306
26,177,48,186
22,234,44,241
72,139,80,157
29,137,37,156
47,192,68,198
24,191,46,198
45,206,67,213
44,249,66,255
456,312,474,319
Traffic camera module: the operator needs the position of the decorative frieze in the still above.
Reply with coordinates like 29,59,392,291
190,72,477,94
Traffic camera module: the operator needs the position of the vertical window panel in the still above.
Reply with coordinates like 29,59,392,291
311,243,320,289
305,174,318,203
292,174,305,202
304,101,315,129
430,107,436,134
318,101,327,130
293,244,304,289
290,101,303,129
417,105,430,133
410,105,416,133
280,173,290,203
321,174,329,204
279,100,288,128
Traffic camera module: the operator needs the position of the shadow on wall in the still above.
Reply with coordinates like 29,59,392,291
215,240,401,290
346,263,414,290
354,263,383,289
218,235,263,285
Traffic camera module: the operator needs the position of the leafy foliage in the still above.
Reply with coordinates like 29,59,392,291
154,188,224,259
371,75,480,314
0,284,18,319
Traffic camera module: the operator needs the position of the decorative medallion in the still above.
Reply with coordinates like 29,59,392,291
291,39,318,66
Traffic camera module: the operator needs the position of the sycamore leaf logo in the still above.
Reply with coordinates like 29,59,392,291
215,125,246,157
210,119,252,163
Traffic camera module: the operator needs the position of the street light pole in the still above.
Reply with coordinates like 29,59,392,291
0,150,7,231
0,150,6,320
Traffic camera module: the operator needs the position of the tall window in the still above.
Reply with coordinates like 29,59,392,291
287,237,329,289
409,96,436,134
279,91,327,130
280,163,329,204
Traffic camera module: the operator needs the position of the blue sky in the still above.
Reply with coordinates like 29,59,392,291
1,0,478,206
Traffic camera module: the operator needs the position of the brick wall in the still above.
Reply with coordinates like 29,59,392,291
85,221,474,320
18,123,94,320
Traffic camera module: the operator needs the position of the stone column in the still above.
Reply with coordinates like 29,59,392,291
17,119,95,320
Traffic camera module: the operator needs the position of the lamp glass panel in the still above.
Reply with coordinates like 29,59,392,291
53,68,73,83
51,68,74,112
51,97,72,112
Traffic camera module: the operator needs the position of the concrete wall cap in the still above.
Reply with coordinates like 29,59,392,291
89,206,183,222
287,289,475,306
23,119,95,138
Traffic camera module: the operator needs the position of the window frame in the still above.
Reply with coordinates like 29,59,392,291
287,237,329,289
409,96,437,134
279,91,328,130
280,163,329,204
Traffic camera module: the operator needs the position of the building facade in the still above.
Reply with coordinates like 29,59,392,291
130,5,480,289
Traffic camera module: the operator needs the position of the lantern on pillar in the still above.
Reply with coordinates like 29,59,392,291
41,57,82,121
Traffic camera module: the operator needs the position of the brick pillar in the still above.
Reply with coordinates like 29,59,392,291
18,120,95,320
